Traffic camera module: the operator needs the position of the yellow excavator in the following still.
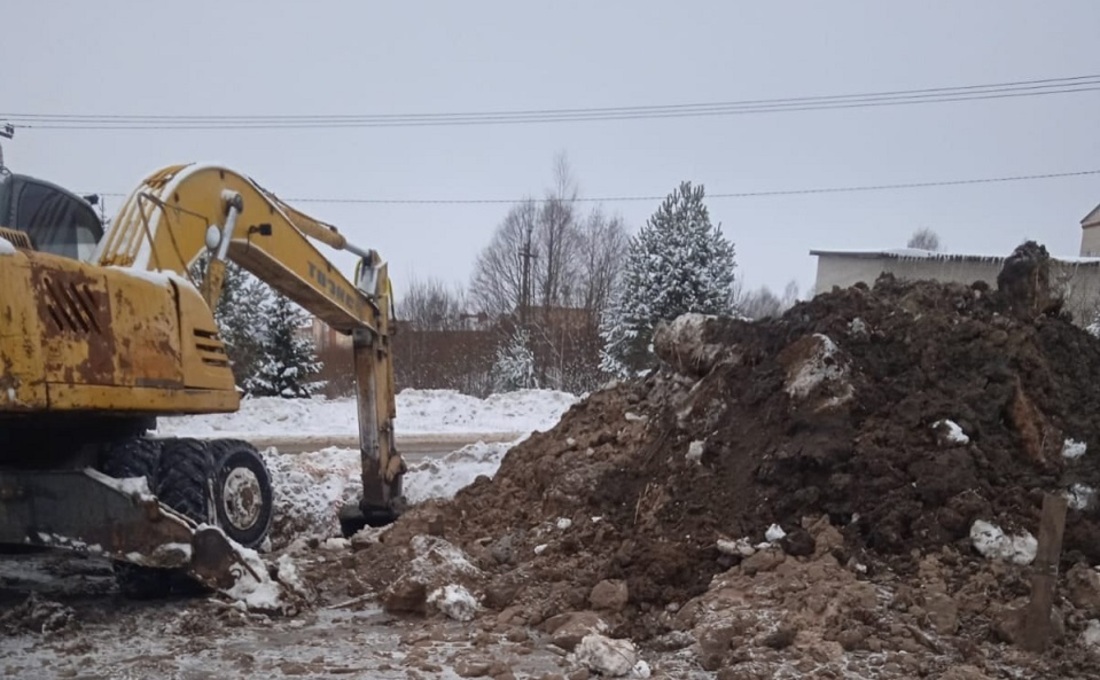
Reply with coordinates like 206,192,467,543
0,156,405,596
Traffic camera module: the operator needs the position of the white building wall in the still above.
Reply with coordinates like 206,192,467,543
1081,227,1100,257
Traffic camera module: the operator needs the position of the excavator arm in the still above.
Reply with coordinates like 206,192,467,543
95,162,404,527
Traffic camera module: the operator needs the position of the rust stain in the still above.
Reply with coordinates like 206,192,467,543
28,261,116,386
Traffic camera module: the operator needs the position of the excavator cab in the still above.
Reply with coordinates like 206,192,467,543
0,171,103,261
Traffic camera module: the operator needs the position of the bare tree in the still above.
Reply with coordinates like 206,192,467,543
397,276,469,330
907,227,942,251
739,286,784,320
576,208,629,317
469,199,538,317
781,280,800,307
470,153,596,319
467,153,632,393
738,279,801,320
534,152,582,312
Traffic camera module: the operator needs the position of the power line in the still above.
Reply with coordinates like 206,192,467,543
87,168,1100,207
7,74,1099,130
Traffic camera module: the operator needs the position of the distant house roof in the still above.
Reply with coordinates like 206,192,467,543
809,247,1100,266
1082,203,1100,229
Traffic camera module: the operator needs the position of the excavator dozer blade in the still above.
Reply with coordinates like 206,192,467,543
0,468,260,594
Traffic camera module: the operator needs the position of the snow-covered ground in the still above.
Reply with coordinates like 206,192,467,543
157,388,577,548
261,442,513,547
154,388,578,440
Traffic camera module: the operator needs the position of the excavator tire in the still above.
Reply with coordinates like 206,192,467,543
208,439,274,549
154,437,214,524
98,437,161,482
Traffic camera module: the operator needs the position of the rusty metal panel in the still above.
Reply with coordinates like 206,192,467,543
16,252,194,408
100,265,184,388
46,383,238,414
30,258,117,387
0,250,48,410
0,247,238,414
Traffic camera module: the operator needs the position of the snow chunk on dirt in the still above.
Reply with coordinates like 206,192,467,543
383,535,483,616
778,334,853,408
652,312,738,377
407,535,479,580
427,584,479,621
1082,619,1100,655
716,537,755,557
572,633,640,677
1064,438,1088,460
765,524,786,542
933,419,970,444
686,440,704,464
218,534,311,615
1066,484,1097,511
969,519,1037,565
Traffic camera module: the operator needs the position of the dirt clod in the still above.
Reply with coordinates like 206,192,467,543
588,579,628,613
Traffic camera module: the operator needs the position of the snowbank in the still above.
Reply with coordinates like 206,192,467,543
262,441,515,547
155,388,576,439
404,442,512,504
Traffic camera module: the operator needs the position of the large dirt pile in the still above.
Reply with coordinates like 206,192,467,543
343,241,1100,676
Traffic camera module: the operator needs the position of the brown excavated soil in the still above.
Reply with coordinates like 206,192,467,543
336,242,1100,676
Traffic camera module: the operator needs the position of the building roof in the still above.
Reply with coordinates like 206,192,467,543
1082,203,1100,229
809,247,1100,266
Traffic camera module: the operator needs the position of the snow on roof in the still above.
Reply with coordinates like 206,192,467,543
809,247,1100,266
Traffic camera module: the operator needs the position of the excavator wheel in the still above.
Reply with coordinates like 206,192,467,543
155,438,215,524
98,437,161,482
208,439,274,549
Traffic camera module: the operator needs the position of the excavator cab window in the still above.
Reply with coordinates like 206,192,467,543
4,175,103,261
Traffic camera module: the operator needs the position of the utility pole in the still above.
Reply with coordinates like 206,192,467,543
519,232,537,327
0,123,14,169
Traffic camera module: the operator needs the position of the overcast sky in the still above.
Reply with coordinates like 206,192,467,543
4,1,1099,300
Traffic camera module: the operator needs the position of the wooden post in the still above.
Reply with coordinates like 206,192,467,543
1020,493,1069,653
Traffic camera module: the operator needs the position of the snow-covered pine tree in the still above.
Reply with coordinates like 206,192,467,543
244,293,323,398
491,326,539,392
599,181,737,376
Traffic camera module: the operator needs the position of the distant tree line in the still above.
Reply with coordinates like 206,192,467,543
205,152,812,398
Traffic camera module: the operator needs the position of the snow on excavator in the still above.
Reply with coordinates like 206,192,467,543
0,154,405,597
